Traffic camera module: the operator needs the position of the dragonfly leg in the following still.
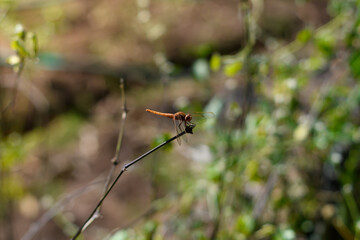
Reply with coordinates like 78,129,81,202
178,120,183,129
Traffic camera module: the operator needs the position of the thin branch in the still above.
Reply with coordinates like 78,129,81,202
90,79,128,226
252,171,278,219
104,204,158,240
21,178,105,240
113,79,128,165
1,60,25,118
332,217,354,240
105,206,155,240
14,0,74,11
103,80,128,195
71,124,195,240
0,74,49,112
0,6,10,23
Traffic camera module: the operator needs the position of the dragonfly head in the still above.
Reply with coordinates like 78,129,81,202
185,114,192,122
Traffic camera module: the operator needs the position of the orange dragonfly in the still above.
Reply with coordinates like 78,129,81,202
146,108,208,145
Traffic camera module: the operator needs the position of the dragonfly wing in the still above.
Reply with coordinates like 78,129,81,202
178,120,188,144
173,118,182,145
192,112,215,121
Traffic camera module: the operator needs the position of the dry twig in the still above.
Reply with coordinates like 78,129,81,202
71,124,195,240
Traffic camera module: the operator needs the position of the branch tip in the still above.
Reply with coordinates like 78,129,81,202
185,123,196,134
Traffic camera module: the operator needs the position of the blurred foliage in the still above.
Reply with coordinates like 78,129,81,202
0,112,83,222
6,24,38,72
150,132,173,151
110,0,360,239
0,23,39,231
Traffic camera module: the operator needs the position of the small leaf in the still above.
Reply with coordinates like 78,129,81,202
193,231,207,240
245,160,260,181
278,228,296,240
301,56,325,71
11,40,30,58
143,221,157,238
29,32,38,57
235,214,255,235
356,220,360,234
109,230,129,240
296,28,312,44
210,53,221,71
224,62,243,77
349,50,360,78
194,43,213,58
315,31,335,56
206,162,224,182
255,224,275,238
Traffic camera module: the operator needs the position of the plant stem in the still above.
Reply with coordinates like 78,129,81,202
71,127,192,240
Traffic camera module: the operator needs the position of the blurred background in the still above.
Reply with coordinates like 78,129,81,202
1,0,360,239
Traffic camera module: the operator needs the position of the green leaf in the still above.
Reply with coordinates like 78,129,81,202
151,133,172,151
143,221,157,238
301,56,325,71
224,62,243,77
210,53,221,71
192,231,207,240
349,50,360,78
235,214,255,235
245,159,260,181
255,224,276,238
11,39,30,58
30,33,38,57
276,228,296,240
194,43,213,58
109,230,129,240
356,220,360,235
296,28,312,44
315,31,335,56
206,162,224,182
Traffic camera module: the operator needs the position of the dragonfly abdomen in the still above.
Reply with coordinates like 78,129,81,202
146,109,174,119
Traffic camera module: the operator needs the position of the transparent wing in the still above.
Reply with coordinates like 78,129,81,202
173,118,182,145
192,112,215,119
178,120,188,144
191,112,215,125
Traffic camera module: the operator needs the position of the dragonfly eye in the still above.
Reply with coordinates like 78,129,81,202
185,114,192,122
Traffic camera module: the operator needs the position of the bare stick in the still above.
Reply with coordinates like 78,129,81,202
112,79,128,165
21,178,105,240
71,125,194,240
252,171,278,219
94,79,127,218
1,61,25,118
0,74,49,111
21,80,126,240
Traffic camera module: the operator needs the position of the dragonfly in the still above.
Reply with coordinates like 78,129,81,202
146,108,211,145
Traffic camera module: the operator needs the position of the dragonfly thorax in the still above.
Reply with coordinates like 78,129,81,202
174,112,186,120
